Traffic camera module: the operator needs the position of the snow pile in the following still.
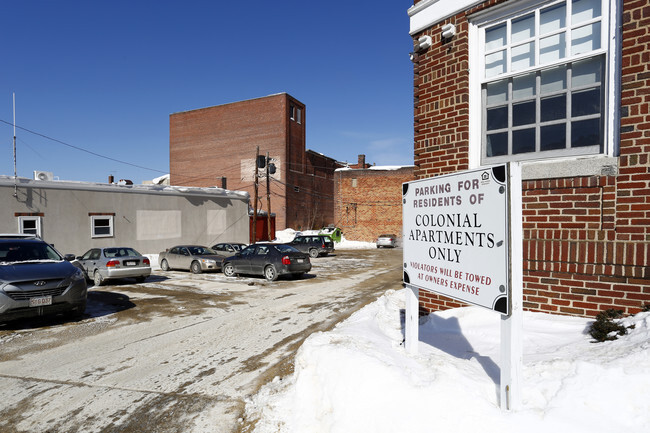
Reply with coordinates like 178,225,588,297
275,229,377,250
245,289,650,432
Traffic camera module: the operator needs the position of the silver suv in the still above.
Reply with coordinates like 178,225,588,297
0,234,87,322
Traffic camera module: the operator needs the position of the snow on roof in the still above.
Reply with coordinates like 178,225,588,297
0,175,250,200
335,165,415,172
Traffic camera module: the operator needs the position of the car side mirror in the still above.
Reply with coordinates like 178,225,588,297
64,254,76,261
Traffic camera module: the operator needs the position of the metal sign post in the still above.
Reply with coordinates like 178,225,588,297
402,162,522,411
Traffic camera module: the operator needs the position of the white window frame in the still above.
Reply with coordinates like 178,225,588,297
91,215,114,238
468,0,620,170
18,216,42,237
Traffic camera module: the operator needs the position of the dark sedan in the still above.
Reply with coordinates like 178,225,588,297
0,235,87,322
211,242,247,254
221,244,311,281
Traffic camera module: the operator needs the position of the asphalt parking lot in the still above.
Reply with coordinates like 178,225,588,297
0,247,403,433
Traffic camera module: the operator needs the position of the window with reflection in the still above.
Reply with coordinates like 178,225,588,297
480,0,606,163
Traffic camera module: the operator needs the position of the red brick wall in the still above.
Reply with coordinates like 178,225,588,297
334,167,415,242
169,94,336,231
413,1,650,317
287,151,340,231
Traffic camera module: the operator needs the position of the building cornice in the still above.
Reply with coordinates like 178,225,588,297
408,0,484,35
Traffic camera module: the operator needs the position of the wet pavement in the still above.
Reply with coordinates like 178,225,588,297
0,248,403,433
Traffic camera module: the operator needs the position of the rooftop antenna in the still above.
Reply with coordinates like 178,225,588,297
12,92,17,198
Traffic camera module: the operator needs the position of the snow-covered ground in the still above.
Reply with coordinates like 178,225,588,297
244,289,650,432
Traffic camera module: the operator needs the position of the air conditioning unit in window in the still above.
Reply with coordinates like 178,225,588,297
33,171,54,181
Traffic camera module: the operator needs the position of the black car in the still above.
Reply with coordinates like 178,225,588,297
0,234,87,322
221,244,311,281
211,242,247,254
289,235,334,258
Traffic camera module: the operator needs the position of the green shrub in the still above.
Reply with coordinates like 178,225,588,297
589,309,628,342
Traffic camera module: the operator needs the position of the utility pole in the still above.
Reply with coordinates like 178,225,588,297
13,93,17,198
253,146,259,244
266,151,272,241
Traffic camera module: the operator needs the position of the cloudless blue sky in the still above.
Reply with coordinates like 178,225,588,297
1,1,415,184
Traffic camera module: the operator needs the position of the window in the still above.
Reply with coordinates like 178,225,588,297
290,105,302,123
82,249,101,260
18,216,42,237
351,178,358,188
90,215,114,238
475,0,609,164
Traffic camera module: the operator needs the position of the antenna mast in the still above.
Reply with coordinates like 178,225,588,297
13,93,17,197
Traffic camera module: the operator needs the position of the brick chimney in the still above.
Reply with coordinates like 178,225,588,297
358,154,366,168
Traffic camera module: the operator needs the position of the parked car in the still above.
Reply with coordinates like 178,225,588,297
159,245,226,273
376,234,398,248
289,235,334,258
0,234,87,322
74,247,151,286
222,243,311,281
211,242,247,254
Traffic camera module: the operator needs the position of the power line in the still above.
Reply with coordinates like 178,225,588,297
1,119,168,175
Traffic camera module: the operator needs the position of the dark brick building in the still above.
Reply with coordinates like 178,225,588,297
409,0,649,317
169,93,342,231
335,155,415,242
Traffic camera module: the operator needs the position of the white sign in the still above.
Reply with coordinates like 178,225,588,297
402,165,510,315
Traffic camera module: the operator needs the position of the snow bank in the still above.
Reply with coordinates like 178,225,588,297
245,289,650,432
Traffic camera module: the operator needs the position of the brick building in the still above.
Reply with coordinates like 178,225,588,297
409,0,649,317
169,93,342,231
335,155,415,242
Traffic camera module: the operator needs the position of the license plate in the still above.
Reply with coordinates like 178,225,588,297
297,259,304,263
29,296,52,307
125,261,137,266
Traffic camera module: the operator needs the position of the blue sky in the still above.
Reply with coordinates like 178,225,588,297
1,1,415,184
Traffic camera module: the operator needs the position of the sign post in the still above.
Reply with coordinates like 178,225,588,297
402,163,522,411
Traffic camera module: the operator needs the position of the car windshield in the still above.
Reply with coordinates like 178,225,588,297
232,244,244,251
104,247,141,258
0,241,62,263
274,244,301,253
189,246,214,255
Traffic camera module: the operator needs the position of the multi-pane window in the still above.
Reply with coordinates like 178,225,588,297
480,0,606,163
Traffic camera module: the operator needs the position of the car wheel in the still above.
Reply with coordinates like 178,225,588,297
191,261,202,274
223,263,235,277
264,265,278,281
161,259,170,271
135,276,146,284
93,270,104,287
309,248,319,258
